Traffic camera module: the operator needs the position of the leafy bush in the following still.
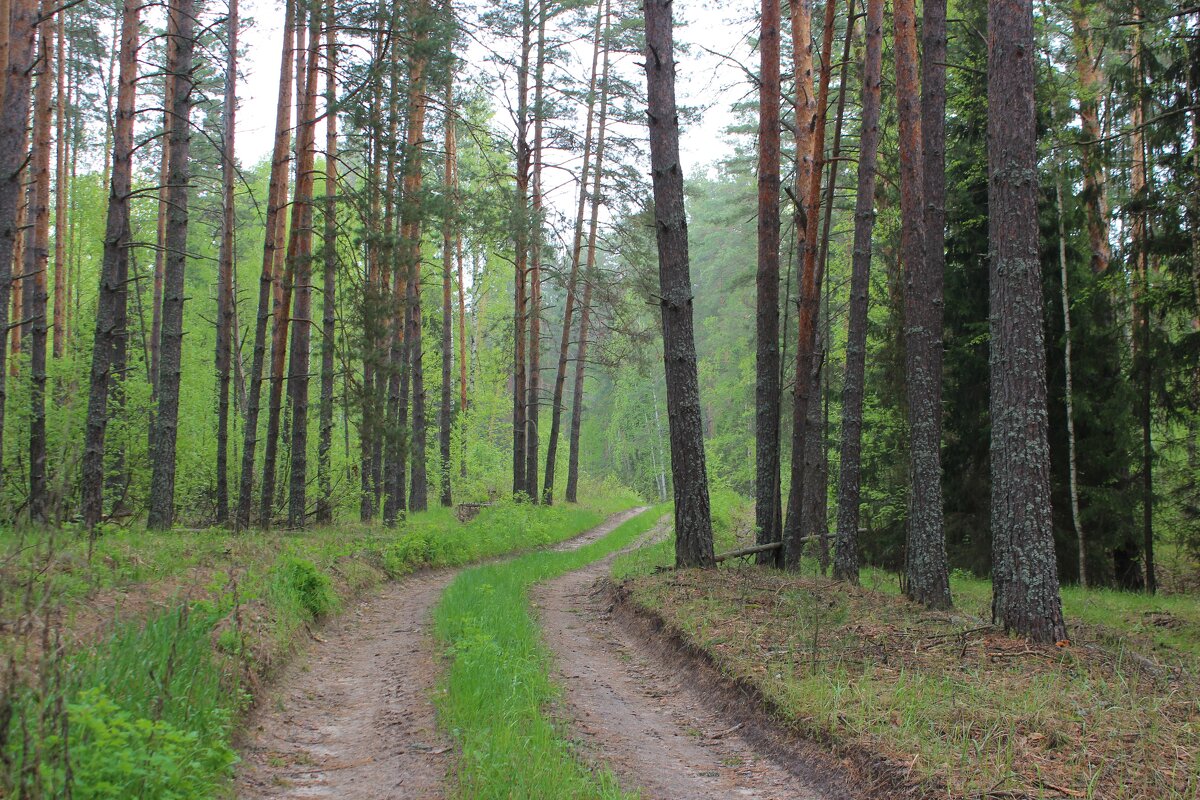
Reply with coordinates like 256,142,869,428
269,556,337,620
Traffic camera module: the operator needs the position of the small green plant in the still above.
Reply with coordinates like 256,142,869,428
270,556,336,620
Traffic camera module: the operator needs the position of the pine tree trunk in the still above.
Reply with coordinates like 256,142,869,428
1055,180,1087,587
900,0,951,608
0,0,38,471
783,0,834,569
643,0,714,567
261,14,308,527
25,1,53,523
832,0,882,583
456,233,467,479
51,11,64,359
215,0,238,525
565,30,611,505
987,0,1067,642
512,0,531,499
286,0,322,528
754,0,783,559
525,3,546,502
1070,1,1109,277
317,4,337,524
543,0,605,504
382,28,407,525
147,0,195,531
403,3,430,513
439,74,455,508
82,0,139,529
237,0,295,529
151,65,175,401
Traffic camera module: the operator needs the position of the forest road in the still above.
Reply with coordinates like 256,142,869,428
233,507,646,799
532,516,855,800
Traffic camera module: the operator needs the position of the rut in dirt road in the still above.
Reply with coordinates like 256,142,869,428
533,520,854,800
235,570,455,799
234,508,647,799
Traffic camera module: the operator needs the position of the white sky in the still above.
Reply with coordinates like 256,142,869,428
233,0,756,192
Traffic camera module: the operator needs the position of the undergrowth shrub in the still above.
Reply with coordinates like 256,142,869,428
269,556,337,620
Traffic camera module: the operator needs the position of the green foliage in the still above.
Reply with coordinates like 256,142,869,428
435,506,666,799
59,689,237,800
269,556,337,620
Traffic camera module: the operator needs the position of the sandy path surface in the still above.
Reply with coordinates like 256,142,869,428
533,519,851,800
234,507,646,799
235,570,456,799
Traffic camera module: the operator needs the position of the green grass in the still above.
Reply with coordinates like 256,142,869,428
434,504,668,799
0,477,642,799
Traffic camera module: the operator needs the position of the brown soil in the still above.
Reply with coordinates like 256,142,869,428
235,570,456,799
532,521,856,800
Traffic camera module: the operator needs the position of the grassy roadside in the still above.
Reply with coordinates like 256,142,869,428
0,478,639,798
614,496,1200,799
434,504,668,800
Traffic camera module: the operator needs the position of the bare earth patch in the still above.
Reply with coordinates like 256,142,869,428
533,522,855,800
235,570,455,799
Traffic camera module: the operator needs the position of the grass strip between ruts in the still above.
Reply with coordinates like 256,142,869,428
434,504,669,799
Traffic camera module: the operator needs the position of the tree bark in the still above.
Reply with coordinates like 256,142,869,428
643,0,714,568
25,0,53,523
1070,0,1109,277
261,12,309,526
403,2,430,513
754,0,783,559
832,0,882,583
987,0,1067,642
439,74,455,507
1055,180,1087,587
0,0,38,477
512,0,531,499
237,0,295,529
525,0,546,502
382,22,407,525
566,24,611,505
286,0,322,528
151,62,175,400
782,0,834,569
215,0,239,525
147,0,195,531
82,0,139,529
900,0,951,608
317,2,337,524
51,9,64,359
543,0,605,504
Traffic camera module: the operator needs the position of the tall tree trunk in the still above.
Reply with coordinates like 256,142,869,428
565,26,611,505
755,0,783,559
317,3,337,524
261,13,308,526
900,0,951,608
782,0,834,569
51,10,64,359
1055,179,1087,587
237,0,295,529
439,74,455,508
151,63,175,400
82,0,139,529
543,0,605,504
643,0,714,567
832,0,882,583
987,0,1067,642
382,24,406,525
1070,0,1109,277
358,22,383,521
9,181,26,375
1130,3,1155,594
403,2,430,513
25,0,53,523
525,1,546,502
512,0,531,499
147,0,195,531
0,0,38,471
286,0,322,528
456,233,466,479
215,0,238,525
